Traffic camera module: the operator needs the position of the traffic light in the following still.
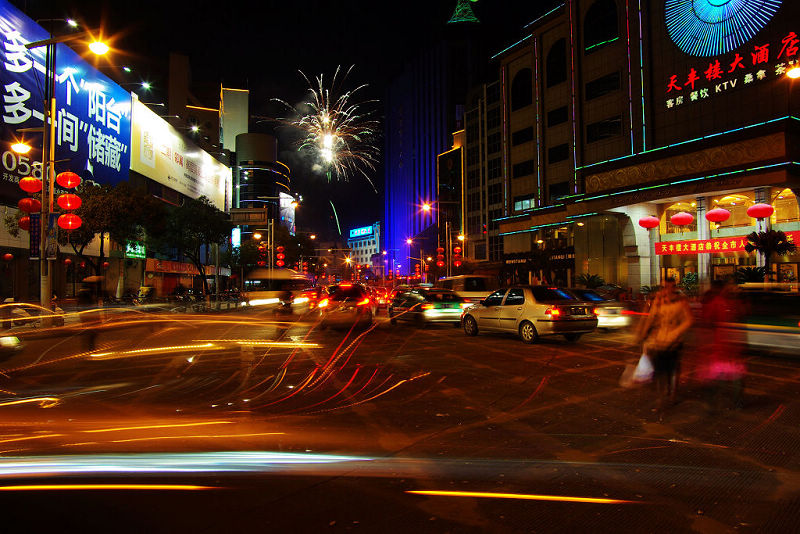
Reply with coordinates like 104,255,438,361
453,245,462,268
482,224,487,234
302,261,308,274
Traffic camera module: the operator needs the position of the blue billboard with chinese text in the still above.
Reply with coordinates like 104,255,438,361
0,0,131,203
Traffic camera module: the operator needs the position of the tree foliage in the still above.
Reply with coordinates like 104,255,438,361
576,273,605,289
744,230,797,280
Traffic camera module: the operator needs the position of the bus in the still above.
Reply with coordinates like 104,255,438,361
241,268,314,310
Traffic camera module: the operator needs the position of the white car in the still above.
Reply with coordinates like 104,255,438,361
461,286,597,343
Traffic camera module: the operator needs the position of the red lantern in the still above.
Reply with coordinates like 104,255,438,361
705,208,731,223
64,258,72,265
453,246,462,254
18,216,30,231
670,212,694,226
453,260,462,267
19,176,42,194
57,213,82,230
2,253,12,262
436,260,445,267
436,247,445,253
80,261,86,268
276,260,285,267
276,253,285,260
57,193,82,211
18,197,41,213
276,246,285,253
56,171,81,188
103,261,110,269
747,203,774,219
638,216,660,229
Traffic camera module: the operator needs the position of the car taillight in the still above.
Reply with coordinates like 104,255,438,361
356,298,371,306
421,303,434,310
546,307,561,317
593,308,601,315
318,299,329,308
460,302,471,309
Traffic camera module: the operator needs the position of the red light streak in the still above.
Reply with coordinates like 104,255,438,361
0,484,217,491
406,490,636,504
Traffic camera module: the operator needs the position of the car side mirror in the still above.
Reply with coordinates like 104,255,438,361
479,299,486,307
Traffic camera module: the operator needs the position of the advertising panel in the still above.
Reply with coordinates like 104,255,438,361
656,231,798,255
648,1,799,147
349,226,374,238
279,192,296,235
0,0,132,203
130,97,231,211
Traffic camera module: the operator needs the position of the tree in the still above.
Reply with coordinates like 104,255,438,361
158,196,232,295
65,182,166,276
735,266,766,284
744,230,797,281
576,273,605,289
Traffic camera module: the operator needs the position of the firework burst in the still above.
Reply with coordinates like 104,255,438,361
274,66,380,190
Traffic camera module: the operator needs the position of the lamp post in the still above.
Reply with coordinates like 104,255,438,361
20,29,107,310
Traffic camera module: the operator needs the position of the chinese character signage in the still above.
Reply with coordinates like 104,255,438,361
0,0,131,203
349,226,374,238
656,231,798,255
125,241,146,259
130,98,231,211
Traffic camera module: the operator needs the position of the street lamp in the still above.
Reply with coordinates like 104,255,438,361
252,232,262,240
20,29,108,310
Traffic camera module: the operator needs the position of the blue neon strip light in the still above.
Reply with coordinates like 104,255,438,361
524,4,566,30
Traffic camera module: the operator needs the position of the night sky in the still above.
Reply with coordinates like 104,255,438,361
17,0,560,238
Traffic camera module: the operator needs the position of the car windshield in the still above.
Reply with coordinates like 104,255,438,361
463,278,488,291
529,286,576,301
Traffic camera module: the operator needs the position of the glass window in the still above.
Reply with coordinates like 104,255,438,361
486,107,501,129
547,106,568,127
513,159,535,179
549,182,570,203
585,72,620,100
530,287,575,301
487,132,501,154
511,127,534,146
772,188,800,224
421,290,462,303
329,286,368,301
464,277,491,291
586,116,622,143
511,69,533,111
484,290,507,306
584,0,619,53
504,288,525,306
546,39,567,87
548,144,569,164
487,157,502,179
662,200,698,234
570,289,606,302
708,193,754,230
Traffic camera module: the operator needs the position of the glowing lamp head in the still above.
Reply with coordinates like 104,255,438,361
787,66,800,79
422,203,431,212
457,235,465,241
190,125,199,133
252,233,262,240
88,41,109,55
10,142,31,154
406,238,413,245
66,19,78,28
140,81,152,90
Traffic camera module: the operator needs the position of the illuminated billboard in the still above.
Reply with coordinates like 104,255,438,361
0,0,132,203
279,192,296,235
349,226,374,238
130,97,231,211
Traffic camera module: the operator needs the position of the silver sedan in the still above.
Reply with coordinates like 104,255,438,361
460,286,597,343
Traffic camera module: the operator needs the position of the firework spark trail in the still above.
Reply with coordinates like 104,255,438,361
273,65,380,191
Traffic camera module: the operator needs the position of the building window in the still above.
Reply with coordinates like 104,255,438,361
466,147,480,166
546,39,567,88
548,182,570,203
514,195,535,212
585,72,620,101
584,0,618,53
547,106,568,127
547,143,569,164
586,116,622,143
663,200,698,234
511,68,533,111
467,169,481,189
486,107,501,129
488,183,503,205
512,159,535,179
467,191,482,212
487,132,501,154
486,82,501,104
511,127,534,146
487,157,502,179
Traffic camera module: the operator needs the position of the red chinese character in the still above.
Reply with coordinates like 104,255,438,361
728,53,745,72
666,74,682,92
778,32,799,59
704,60,723,80
685,68,700,90
751,44,769,65
667,74,683,93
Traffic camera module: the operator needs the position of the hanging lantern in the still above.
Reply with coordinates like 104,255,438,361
57,213,82,230
18,197,41,213
276,260,285,267
670,212,694,226
453,260,462,267
453,246,462,254
746,203,774,219
705,208,731,223
18,216,30,231
56,171,81,189
64,258,72,265
2,253,12,262
57,193,82,211
18,176,42,194
638,216,660,229
103,261,110,269
436,260,445,268
80,261,86,268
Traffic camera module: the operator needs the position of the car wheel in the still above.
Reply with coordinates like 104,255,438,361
388,310,397,325
564,333,582,342
519,321,538,344
463,315,478,336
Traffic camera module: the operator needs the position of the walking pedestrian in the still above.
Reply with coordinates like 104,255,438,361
636,277,693,413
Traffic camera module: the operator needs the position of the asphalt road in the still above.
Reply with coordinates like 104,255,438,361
0,308,799,533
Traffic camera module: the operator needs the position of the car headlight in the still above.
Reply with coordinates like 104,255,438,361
0,336,21,348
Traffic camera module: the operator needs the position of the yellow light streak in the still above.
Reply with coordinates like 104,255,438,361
83,421,235,434
406,490,635,504
89,343,217,360
107,432,285,444
0,484,216,491
0,434,63,444
0,397,60,408
193,339,320,348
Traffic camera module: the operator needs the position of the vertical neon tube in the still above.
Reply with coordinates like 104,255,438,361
638,0,647,151
625,0,635,155
567,0,579,194
534,36,542,206
501,65,508,217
